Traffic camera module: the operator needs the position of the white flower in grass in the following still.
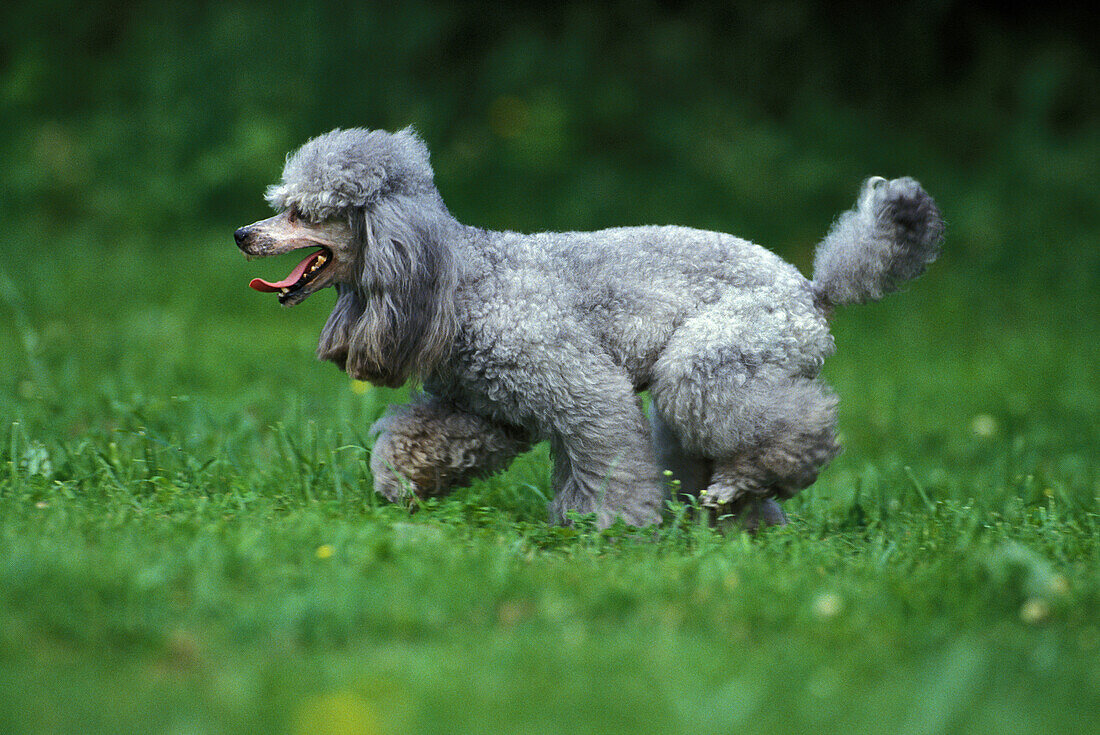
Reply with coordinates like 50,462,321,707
812,592,844,619
970,414,997,437
1020,598,1050,624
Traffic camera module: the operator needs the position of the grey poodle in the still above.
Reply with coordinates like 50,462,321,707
235,127,943,529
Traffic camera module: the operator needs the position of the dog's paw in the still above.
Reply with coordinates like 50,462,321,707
713,497,789,534
700,466,770,508
369,434,422,505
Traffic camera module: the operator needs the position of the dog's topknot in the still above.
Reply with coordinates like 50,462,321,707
265,127,436,220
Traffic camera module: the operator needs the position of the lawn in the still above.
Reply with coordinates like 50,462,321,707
0,217,1097,734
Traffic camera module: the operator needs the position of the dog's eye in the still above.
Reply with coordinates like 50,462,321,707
287,208,299,224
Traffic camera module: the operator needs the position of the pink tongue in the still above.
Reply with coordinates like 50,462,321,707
249,250,324,292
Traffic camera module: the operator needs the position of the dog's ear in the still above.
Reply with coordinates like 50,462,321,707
323,195,457,387
316,284,365,373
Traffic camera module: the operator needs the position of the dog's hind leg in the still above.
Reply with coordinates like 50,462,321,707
650,408,712,500
685,372,840,529
369,397,532,503
651,304,840,529
651,406,789,531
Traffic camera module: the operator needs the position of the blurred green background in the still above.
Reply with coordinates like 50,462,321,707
2,0,1097,435
2,0,1097,255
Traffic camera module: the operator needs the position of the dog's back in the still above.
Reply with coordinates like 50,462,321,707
451,224,824,390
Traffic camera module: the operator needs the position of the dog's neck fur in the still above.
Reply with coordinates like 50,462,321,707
318,191,462,387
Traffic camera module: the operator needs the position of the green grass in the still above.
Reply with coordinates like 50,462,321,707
1,229,1097,734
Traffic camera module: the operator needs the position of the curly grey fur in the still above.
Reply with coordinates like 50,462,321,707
370,397,531,501
250,127,944,529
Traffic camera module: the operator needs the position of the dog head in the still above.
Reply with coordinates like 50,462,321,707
235,127,458,387
233,206,355,307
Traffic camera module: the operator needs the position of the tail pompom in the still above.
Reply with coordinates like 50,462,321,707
812,177,944,308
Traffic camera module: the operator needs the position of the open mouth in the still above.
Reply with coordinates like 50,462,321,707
249,247,332,304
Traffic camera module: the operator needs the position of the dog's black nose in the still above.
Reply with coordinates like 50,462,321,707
234,227,250,248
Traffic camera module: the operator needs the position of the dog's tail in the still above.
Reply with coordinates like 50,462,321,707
811,177,944,309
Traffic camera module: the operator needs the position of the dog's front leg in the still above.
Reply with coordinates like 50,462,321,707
544,388,665,529
369,397,531,503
